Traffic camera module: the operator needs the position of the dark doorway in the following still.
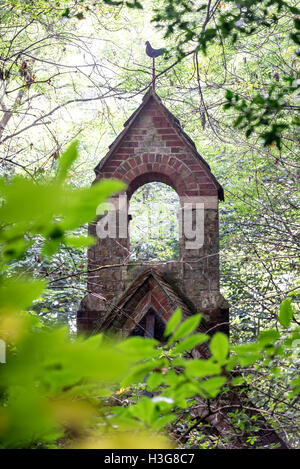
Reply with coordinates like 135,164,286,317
131,308,166,342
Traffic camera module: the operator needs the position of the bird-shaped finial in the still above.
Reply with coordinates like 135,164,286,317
145,41,164,58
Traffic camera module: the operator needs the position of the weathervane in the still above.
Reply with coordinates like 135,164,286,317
145,41,164,90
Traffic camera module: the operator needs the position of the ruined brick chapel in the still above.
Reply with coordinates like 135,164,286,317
78,88,229,338
77,89,288,448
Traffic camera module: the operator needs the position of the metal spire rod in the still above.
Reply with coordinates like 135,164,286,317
152,57,156,90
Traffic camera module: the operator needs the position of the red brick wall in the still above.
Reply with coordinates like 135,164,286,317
96,99,218,198
78,95,229,335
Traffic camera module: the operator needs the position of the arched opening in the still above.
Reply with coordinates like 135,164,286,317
129,181,179,262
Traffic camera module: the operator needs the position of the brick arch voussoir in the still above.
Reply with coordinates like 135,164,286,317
104,152,203,196
126,169,184,198
122,160,199,198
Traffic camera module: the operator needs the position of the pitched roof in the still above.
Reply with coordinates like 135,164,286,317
95,267,208,336
94,89,224,201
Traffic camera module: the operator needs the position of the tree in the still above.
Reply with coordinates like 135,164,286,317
0,0,299,448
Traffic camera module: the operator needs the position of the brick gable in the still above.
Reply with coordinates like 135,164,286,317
94,90,223,200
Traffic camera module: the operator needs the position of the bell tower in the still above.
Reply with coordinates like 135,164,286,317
76,89,289,449
78,89,229,338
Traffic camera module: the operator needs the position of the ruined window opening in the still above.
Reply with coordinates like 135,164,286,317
129,182,179,262
130,309,166,342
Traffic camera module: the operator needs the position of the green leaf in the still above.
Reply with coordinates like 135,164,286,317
278,299,293,328
233,342,261,366
129,398,156,426
103,0,123,5
231,376,246,386
258,329,280,346
185,359,221,378
126,0,143,8
199,376,227,398
56,140,79,183
290,6,300,14
147,372,164,390
117,337,159,360
152,414,176,430
209,332,229,362
164,308,182,337
61,8,70,17
225,89,234,100
170,313,202,342
171,333,208,354
64,235,96,248
0,278,46,312
225,355,238,372
252,95,265,105
289,377,300,398
294,18,300,30
41,239,61,257
121,361,163,386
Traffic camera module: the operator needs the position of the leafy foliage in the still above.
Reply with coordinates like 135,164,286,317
0,0,299,449
0,141,124,262
0,142,299,449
